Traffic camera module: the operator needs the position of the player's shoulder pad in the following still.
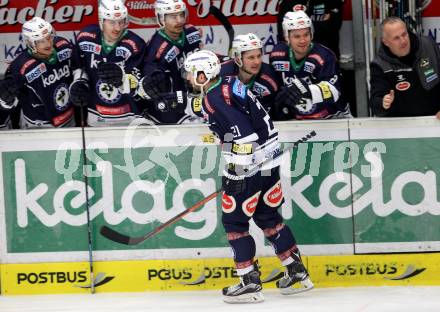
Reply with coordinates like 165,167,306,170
232,78,247,99
76,24,100,42
259,64,279,91
120,32,144,54
270,42,289,59
184,25,201,45
308,43,336,66
219,59,237,76
11,52,36,75
54,36,73,50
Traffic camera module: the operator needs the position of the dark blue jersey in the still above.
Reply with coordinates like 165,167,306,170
202,77,280,176
143,25,201,124
270,41,350,119
73,25,147,125
220,60,280,118
8,36,75,127
0,110,11,129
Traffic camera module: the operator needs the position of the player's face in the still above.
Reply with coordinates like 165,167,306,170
185,71,206,92
382,22,410,57
164,12,186,37
240,49,262,75
288,28,312,59
34,34,54,58
102,19,127,43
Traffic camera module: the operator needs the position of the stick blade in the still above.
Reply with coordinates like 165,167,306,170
100,226,133,245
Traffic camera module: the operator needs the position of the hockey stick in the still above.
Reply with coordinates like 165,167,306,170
209,5,235,54
100,130,317,245
79,90,95,294
73,30,95,293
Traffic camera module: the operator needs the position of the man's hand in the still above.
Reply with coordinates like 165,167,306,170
382,90,394,110
436,110,440,120
0,76,19,110
69,79,90,107
140,70,171,99
97,62,124,87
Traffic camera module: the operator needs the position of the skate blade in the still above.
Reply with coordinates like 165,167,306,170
280,278,314,295
223,291,264,304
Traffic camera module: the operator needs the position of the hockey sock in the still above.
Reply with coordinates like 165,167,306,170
227,232,256,269
264,224,298,260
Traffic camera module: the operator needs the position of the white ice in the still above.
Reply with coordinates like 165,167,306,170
1,286,440,312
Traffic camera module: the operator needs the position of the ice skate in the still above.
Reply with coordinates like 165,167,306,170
277,255,314,295
222,266,264,303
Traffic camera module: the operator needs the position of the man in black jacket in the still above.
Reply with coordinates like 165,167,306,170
370,17,440,118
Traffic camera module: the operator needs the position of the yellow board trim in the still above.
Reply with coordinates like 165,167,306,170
1,254,439,295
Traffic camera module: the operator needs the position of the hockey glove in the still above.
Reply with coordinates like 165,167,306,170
0,76,19,111
285,79,312,107
140,70,171,99
153,90,186,113
222,176,246,196
97,62,124,87
69,79,90,107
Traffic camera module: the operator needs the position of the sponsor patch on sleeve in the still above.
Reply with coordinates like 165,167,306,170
318,82,332,99
232,80,246,98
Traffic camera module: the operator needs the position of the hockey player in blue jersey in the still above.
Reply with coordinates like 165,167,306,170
0,17,75,128
220,33,283,119
270,10,351,120
183,50,313,303
137,0,202,124
0,71,17,129
69,0,147,127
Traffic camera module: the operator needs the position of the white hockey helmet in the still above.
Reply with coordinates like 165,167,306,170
155,0,187,27
184,50,221,87
231,33,263,67
98,0,129,30
22,17,55,53
282,10,313,40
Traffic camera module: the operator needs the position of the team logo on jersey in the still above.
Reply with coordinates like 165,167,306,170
222,192,236,213
79,41,101,54
116,46,132,59
186,31,201,44
295,98,316,114
304,61,316,73
165,46,180,63
232,80,246,98
57,48,72,62
96,81,122,104
242,191,261,217
263,181,283,208
272,61,290,71
25,63,47,83
53,83,70,111
395,81,411,91
253,82,270,97
42,65,70,87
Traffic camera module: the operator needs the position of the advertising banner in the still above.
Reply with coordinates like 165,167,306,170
1,118,439,265
2,253,439,294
